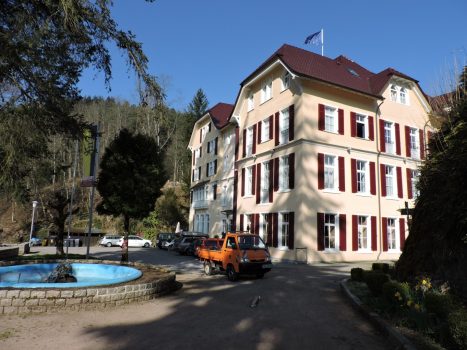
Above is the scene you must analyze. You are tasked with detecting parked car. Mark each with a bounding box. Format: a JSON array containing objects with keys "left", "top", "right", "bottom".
[
  {"left": 175, "top": 234, "right": 209, "bottom": 255},
  {"left": 195, "top": 238, "right": 224, "bottom": 257},
  {"left": 30, "top": 237, "right": 42, "bottom": 246},
  {"left": 117, "top": 235, "right": 152, "bottom": 248},
  {"left": 186, "top": 238, "right": 205, "bottom": 256},
  {"left": 99, "top": 235, "right": 123, "bottom": 247},
  {"left": 156, "top": 233, "right": 175, "bottom": 249}
]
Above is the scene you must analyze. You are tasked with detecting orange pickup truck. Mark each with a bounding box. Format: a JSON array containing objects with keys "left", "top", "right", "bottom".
[{"left": 198, "top": 232, "right": 272, "bottom": 281}]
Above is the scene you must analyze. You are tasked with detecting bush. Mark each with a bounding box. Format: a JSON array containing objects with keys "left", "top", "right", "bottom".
[
  {"left": 446, "top": 309, "right": 467, "bottom": 350},
  {"left": 424, "top": 292, "right": 455, "bottom": 319},
  {"left": 350, "top": 268, "right": 364, "bottom": 282},
  {"left": 364, "top": 271, "right": 390, "bottom": 296},
  {"left": 382, "top": 280, "right": 411, "bottom": 304},
  {"left": 372, "top": 263, "right": 390, "bottom": 273}
]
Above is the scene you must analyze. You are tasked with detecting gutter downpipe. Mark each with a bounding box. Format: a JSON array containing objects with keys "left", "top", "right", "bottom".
[{"left": 375, "top": 99, "right": 385, "bottom": 261}]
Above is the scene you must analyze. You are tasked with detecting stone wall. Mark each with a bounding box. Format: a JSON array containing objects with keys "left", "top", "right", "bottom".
[
  {"left": 0, "top": 260, "right": 179, "bottom": 315},
  {"left": 0, "top": 246, "right": 19, "bottom": 259}
]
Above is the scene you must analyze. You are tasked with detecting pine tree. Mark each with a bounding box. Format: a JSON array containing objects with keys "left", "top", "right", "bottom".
[{"left": 187, "top": 89, "right": 209, "bottom": 120}]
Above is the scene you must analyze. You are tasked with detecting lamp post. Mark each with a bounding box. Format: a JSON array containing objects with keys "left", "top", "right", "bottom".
[{"left": 28, "top": 201, "right": 39, "bottom": 246}]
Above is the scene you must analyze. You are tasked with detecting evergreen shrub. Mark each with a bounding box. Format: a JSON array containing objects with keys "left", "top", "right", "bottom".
[
  {"left": 364, "top": 271, "right": 390, "bottom": 296},
  {"left": 350, "top": 267, "right": 364, "bottom": 282}
]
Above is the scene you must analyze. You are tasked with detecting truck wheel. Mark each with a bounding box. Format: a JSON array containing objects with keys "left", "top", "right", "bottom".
[
  {"left": 226, "top": 264, "right": 238, "bottom": 282},
  {"left": 204, "top": 262, "right": 213, "bottom": 276}
]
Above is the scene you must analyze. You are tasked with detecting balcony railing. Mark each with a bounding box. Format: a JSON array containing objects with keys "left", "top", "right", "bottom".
[{"left": 192, "top": 200, "right": 208, "bottom": 209}]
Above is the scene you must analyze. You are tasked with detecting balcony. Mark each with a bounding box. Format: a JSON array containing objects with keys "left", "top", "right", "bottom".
[{"left": 192, "top": 200, "right": 208, "bottom": 209}]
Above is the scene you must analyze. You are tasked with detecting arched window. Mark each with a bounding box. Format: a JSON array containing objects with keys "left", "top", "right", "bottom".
[
  {"left": 390, "top": 85, "right": 398, "bottom": 102},
  {"left": 399, "top": 87, "right": 407, "bottom": 104}
]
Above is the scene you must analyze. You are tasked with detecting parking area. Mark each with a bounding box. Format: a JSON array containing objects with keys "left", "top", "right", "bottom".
[{"left": 1, "top": 245, "right": 393, "bottom": 350}]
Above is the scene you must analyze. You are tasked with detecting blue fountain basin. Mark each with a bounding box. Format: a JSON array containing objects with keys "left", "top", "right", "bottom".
[{"left": 0, "top": 263, "right": 142, "bottom": 288}]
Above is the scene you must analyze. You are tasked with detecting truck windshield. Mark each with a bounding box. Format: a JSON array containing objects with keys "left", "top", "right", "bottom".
[{"left": 238, "top": 235, "right": 266, "bottom": 250}]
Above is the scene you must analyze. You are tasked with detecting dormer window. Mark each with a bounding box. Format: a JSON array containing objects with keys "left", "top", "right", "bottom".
[
  {"left": 281, "top": 72, "right": 291, "bottom": 91},
  {"left": 247, "top": 91, "right": 254, "bottom": 111},
  {"left": 261, "top": 79, "right": 272, "bottom": 103},
  {"left": 390, "top": 84, "right": 409, "bottom": 105}
]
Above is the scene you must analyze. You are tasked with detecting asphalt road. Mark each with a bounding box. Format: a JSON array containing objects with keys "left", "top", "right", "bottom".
[{"left": 4, "top": 245, "right": 394, "bottom": 350}]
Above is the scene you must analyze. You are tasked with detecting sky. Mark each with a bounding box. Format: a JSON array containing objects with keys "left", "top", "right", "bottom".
[{"left": 77, "top": 0, "right": 467, "bottom": 111}]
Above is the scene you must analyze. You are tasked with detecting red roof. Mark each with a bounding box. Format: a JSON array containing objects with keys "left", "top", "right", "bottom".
[
  {"left": 242, "top": 44, "right": 421, "bottom": 98},
  {"left": 208, "top": 103, "right": 234, "bottom": 129}
]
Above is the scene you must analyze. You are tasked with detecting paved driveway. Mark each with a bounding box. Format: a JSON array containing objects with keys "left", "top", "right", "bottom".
[{"left": 0, "top": 246, "right": 393, "bottom": 350}]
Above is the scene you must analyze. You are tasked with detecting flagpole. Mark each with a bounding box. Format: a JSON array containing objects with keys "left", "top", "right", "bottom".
[{"left": 321, "top": 28, "right": 324, "bottom": 56}]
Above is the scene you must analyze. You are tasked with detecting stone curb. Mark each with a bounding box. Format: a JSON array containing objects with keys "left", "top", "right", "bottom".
[{"left": 340, "top": 278, "right": 417, "bottom": 350}]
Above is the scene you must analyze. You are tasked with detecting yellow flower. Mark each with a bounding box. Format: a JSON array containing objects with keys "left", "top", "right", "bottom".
[
  {"left": 407, "top": 300, "right": 413, "bottom": 307},
  {"left": 422, "top": 279, "right": 427, "bottom": 285}
]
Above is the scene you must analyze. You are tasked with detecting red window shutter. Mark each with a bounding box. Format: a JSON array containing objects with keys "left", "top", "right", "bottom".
[
  {"left": 318, "top": 104, "right": 325, "bottom": 131},
  {"left": 338, "top": 108, "right": 344, "bottom": 135},
  {"left": 370, "top": 162, "right": 376, "bottom": 195},
  {"left": 208, "top": 122, "right": 211, "bottom": 132},
  {"left": 338, "top": 156, "right": 345, "bottom": 192},
  {"left": 192, "top": 170, "right": 194, "bottom": 182},
  {"left": 190, "top": 190, "right": 193, "bottom": 203},
  {"left": 252, "top": 125, "right": 257, "bottom": 155},
  {"left": 339, "top": 214, "right": 346, "bottom": 251},
  {"left": 288, "top": 212, "right": 295, "bottom": 249},
  {"left": 206, "top": 163, "right": 209, "bottom": 177},
  {"left": 235, "top": 127, "right": 239, "bottom": 161},
  {"left": 318, "top": 153, "right": 325, "bottom": 190},
  {"left": 399, "top": 218, "right": 406, "bottom": 250},
  {"left": 352, "top": 215, "right": 358, "bottom": 251},
  {"left": 252, "top": 165, "right": 256, "bottom": 195},
  {"left": 257, "top": 121, "right": 262, "bottom": 144},
  {"left": 214, "top": 160, "right": 217, "bottom": 174},
  {"left": 380, "top": 164, "right": 386, "bottom": 197},
  {"left": 350, "top": 112, "right": 356, "bottom": 137},
  {"left": 198, "top": 167, "right": 201, "bottom": 179},
  {"left": 241, "top": 168, "right": 245, "bottom": 196},
  {"left": 397, "top": 166, "right": 403, "bottom": 198},
  {"left": 406, "top": 168, "right": 413, "bottom": 199},
  {"left": 368, "top": 116, "right": 374, "bottom": 141},
  {"left": 351, "top": 158, "right": 357, "bottom": 193},
  {"left": 289, "top": 104, "right": 295, "bottom": 141},
  {"left": 257, "top": 163, "right": 262, "bottom": 201},
  {"left": 240, "top": 214, "right": 244, "bottom": 232},
  {"left": 272, "top": 157, "right": 279, "bottom": 192},
  {"left": 317, "top": 212, "right": 324, "bottom": 251},
  {"left": 419, "top": 129, "right": 425, "bottom": 159},
  {"left": 215, "top": 137, "right": 218, "bottom": 155},
  {"left": 379, "top": 119, "right": 386, "bottom": 152},
  {"left": 395, "top": 123, "right": 401, "bottom": 155},
  {"left": 272, "top": 213, "right": 278, "bottom": 248},
  {"left": 213, "top": 184, "right": 217, "bottom": 200},
  {"left": 254, "top": 213, "right": 260, "bottom": 234},
  {"left": 199, "top": 129, "right": 202, "bottom": 143},
  {"left": 382, "top": 217, "right": 388, "bottom": 251},
  {"left": 267, "top": 213, "right": 273, "bottom": 247},
  {"left": 269, "top": 159, "right": 273, "bottom": 202},
  {"left": 269, "top": 115, "right": 274, "bottom": 140},
  {"left": 242, "top": 129, "right": 247, "bottom": 158},
  {"left": 405, "top": 126, "right": 411, "bottom": 157},
  {"left": 427, "top": 130, "right": 433, "bottom": 145},
  {"left": 199, "top": 146, "right": 202, "bottom": 157},
  {"left": 275, "top": 112, "right": 280, "bottom": 146},
  {"left": 289, "top": 153, "right": 295, "bottom": 190},
  {"left": 371, "top": 216, "right": 377, "bottom": 251}
]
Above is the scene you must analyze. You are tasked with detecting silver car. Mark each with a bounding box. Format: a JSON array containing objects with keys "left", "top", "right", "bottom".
[
  {"left": 99, "top": 235, "right": 123, "bottom": 247},
  {"left": 117, "top": 235, "right": 152, "bottom": 248}
]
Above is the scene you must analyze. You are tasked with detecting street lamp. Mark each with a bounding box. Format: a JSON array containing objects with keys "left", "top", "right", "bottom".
[{"left": 28, "top": 201, "right": 39, "bottom": 246}]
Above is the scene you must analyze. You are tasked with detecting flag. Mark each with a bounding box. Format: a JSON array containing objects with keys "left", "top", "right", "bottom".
[{"left": 305, "top": 31, "right": 322, "bottom": 45}]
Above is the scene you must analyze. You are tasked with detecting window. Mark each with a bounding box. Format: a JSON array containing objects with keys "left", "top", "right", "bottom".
[
  {"left": 324, "top": 155, "right": 337, "bottom": 190},
  {"left": 200, "top": 125, "right": 208, "bottom": 142},
  {"left": 390, "top": 84, "right": 409, "bottom": 105},
  {"left": 325, "top": 106, "right": 337, "bottom": 132},
  {"left": 245, "top": 214, "right": 252, "bottom": 233},
  {"left": 385, "top": 165, "right": 395, "bottom": 197},
  {"left": 223, "top": 133, "right": 231, "bottom": 146},
  {"left": 193, "top": 167, "right": 200, "bottom": 181},
  {"left": 409, "top": 127, "right": 420, "bottom": 159},
  {"left": 194, "top": 147, "right": 201, "bottom": 160},
  {"left": 260, "top": 214, "right": 269, "bottom": 243},
  {"left": 356, "top": 114, "right": 368, "bottom": 139},
  {"left": 207, "top": 160, "right": 216, "bottom": 176},
  {"left": 390, "top": 85, "right": 398, "bottom": 102},
  {"left": 357, "top": 160, "right": 368, "bottom": 193},
  {"left": 387, "top": 218, "right": 397, "bottom": 250},
  {"left": 384, "top": 121, "right": 395, "bottom": 154},
  {"left": 281, "top": 72, "right": 291, "bottom": 91},
  {"left": 245, "top": 166, "right": 253, "bottom": 196},
  {"left": 358, "top": 216, "right": 370, "bottom": 250},
  {"left": 279, "top": 156, "right": 290, "bottom": 191},
  {"left": 204, "top": 214, "right": 210, "bottom": 234},
  {"left": 411, "top": 169, "right": 420, "bottom": 198},
  {"left": 279, "top": 108, "right": 289, "bottom": 145},
  {"left": 261, "top": 79, "right": 272, "bottom": 103},
  {"left": 261, "top": 162, "right": 270, "bottom": 203},
  {"left": 324, "top": 214, "right": 338, "bottom": 250},
  {"left": 246, "top": 126, "right": 253, "bottom": 156},
  {"left": 279, "top": 213, "right": 290, "bottom": 249},
  {"left": 400, "top": 88, "right": 407, "bottom": 104},
  {"left": 247, "top": 91, "right": 254, "bottom": 111},
  {"left": 207, "top": 139, "right": 216, "bottom": 154},
  {"left": 261, "top": 118, "right": 270, "bottom": 143}
]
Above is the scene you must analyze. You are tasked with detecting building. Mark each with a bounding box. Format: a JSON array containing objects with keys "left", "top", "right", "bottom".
[{"left": 189, "top": 44, "right": 433, "bottom": 263}]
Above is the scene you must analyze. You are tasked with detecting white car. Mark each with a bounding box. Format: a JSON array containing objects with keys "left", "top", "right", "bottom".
[{"left": 117, "top": 235, "right": 152, "bottom": 248}]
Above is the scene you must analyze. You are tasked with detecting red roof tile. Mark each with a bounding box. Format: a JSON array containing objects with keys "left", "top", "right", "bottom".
[{"left": 208, "top": 103, "right": 234, "bottom": 129}]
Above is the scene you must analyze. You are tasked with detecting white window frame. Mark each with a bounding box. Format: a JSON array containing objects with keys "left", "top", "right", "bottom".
[
  {"left": 281, "top": 71, "right": 291, "bottom": 91},
  {"left": 356, "top": 160, "right": 369, "bottom": 194},
  {"left": 207, "top": 160, "right": 216, "bottom": 177},
  {"left": 279, "top": 108, "right": 289, "bottom": 145},
  {"left": 261, "top": 118, "right": 270, "bottom": 143},
  {"left": 246, "top": 126, "right": 253, "bottom": 156},
  {"left": 204, "top": 214, "right": 210, "bottom": 234},
  {"left": 279, "top": 156, "right": 290, "bottom": 191},
  {"left": 356, "top": 114, "right": 368, "bottom": 139},
  {"left": 390, "top": 85, "right": 398, "bottom": 102},
  {"left": 260, "top": 79, "right": 272, "bottom": 103},
  {"left": 387, "top": 218, "right": 399, "bottom": 252},
  {"left": 357, "top": 215, "right": 371, "bottom": 252},
  {"left": 193, "top": 167, "right": 200, "bottom": 182},
  {"left": 278, "top": 212, "right": 290, "bottom": 250},
  {"left": 325, "top": 106, "right": 337, "bottom": 133},
  {"left": 247, "top": 91, "right": 254, "bottom": 111},
  {"left": 324, "top": 155, "right": 338, "bottom": 191},
  {"left": 409, "top": 127, "right": 420, "bottom": 159},
  {"left": 261, "top": 162, "right": 270, "bottom": 203},
  {"left": 411, "top": 169, "right": 420, "bottom": 198},
  {"left": 385, "top": 165, "right": 396, "bottom": 198},
  {"left": 245, "top": 214, "right": 252, "bottom": 233},
  {"left": 384, "top": 121, "right": 395, "bottom": 154},
  {"left": 400, "top": 88, "right": 407, "bottom": 105},
  {"left": 324, "top": 213, "right": 339, "bottom": 251},
  {"left": 245, "top": 166, "right": 253, "bottom": 196},
  {"left": 390, "top": 84, "right": 410, "bottom": 105},
  {"left": 207, "top": 139, "right": 215, "bottom": 154},
  {"left": 194, "top": 148, "right": 201, "bottom": 160},
  {"left": 201, "top": 126, "right": 208, "bottom": 142},
  {"left": 259, "top": 213, "right": 269, "bottom": 244}
]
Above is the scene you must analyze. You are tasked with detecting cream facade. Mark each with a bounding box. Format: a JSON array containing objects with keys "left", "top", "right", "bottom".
[{"left": 189, "top": 44, "right": 433, "bottom": 263}]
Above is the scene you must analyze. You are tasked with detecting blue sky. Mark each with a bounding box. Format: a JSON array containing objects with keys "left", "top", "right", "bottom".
[{"left": 78, "top": 0, "right": 467, "bottom": 111}]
